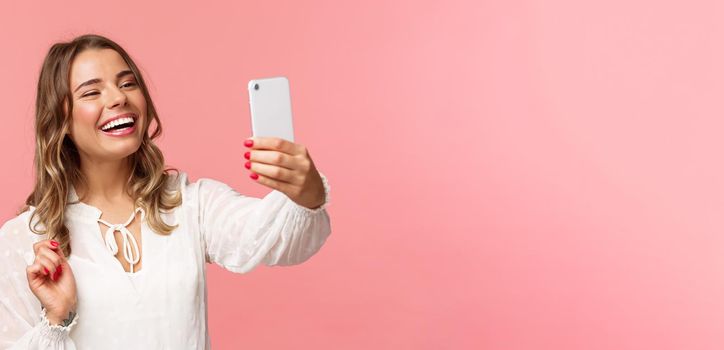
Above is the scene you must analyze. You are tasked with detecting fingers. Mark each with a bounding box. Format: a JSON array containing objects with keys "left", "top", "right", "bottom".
[
  {"left": 247, "top": 162, "right": 301, "bottom": 184},
  {"left": 31, "top": 240, "right": 65, "bottom": 281},
  {"left": 54, "top": 242, "right": 67, "bottom": 259},
  {"left": 248, "top": 173, "right": 296, "bottom": 194},
  {"left": 33, "top": 239, "right": 60, "bottom": 256},
  {"left": 35, "top": 255, "right": 60, "bottom": 279},
  {"left": 37, "top": 246, "right": 63, "bottom": 269},
  {"left": 245, "top": 136, "right": 306, "bottom": 156},
  {"left": 26, "top": 261, "right": 47, "bottom": 280},
  {"left": 245, "top": 150, "right": 297, "bottom": 170}
]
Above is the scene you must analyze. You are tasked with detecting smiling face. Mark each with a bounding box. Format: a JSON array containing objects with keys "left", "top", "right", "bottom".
[{"left": 67, "top": 48, "right": 146, "bottom": 163}]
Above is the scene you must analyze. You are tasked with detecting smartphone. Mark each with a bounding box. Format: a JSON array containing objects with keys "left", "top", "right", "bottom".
[{"left": 247, "top": 76, "right": 295, "bottom": 142}]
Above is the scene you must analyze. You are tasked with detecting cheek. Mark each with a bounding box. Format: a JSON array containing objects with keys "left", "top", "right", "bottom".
[
  {"left": 71, "top": 103, "right": 102, "bottom": 131},
  {"left": 130, "top": 92, "right": 147, "bottom": 114},
  {"left": 129, "top": 93, "right": 148, "bottom": 127}
]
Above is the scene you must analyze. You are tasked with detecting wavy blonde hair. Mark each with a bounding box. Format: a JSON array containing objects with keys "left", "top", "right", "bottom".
[{"left": 18, "top": 34, "right": 182, "bottom": 256}]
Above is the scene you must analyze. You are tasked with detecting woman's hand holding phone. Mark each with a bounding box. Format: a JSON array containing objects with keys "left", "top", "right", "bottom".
[{"left": 243, "top": 136, "right": 326, "bottom": 210}]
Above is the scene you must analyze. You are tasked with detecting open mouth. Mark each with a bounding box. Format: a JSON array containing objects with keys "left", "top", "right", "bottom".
[{"left": 99, "top": 114, "right": 137, "bottom": 134}]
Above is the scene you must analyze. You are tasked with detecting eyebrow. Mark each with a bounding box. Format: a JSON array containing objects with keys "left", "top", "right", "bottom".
[{"left": 73, "top": 70, "right": 135, "bottom": 93}]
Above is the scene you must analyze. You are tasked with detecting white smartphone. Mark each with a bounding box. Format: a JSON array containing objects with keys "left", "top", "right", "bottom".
[{"left": 247, "top": 76, "right": 295, "bottom": 142}]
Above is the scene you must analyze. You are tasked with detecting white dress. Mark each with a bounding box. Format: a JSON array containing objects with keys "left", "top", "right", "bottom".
[{"left": 0, "top": 171, "right": 332, "bottom": 349}]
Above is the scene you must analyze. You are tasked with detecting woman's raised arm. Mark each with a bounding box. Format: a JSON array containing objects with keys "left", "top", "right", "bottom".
[{"left": 186, "top": 171, "right": 332, "bottom": 274}]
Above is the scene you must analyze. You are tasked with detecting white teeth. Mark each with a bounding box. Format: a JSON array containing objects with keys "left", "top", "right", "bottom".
[{"left": 101, "top": 117, "right": 135, "bottom": 131}]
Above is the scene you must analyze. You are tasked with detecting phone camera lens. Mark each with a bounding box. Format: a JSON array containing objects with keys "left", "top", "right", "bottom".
[{"left": 254, "top": 83, "right": 259, "bottom": 90}]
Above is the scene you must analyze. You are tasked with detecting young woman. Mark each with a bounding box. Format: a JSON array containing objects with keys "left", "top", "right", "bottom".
[{"left": 0, "top": 34, "right": 331, "bottom": 349}]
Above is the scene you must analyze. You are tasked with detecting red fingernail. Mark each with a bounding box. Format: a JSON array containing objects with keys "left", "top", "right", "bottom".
[
  {"left": 244, "top": 161, "right": 251, "bottom": 169},
  {"left": 52, "top": 270, "right": 58, "bottom": 281},
  {"left": 244, "top": 151, "right": 250, "bottom": 160},
  {"left": 43, "top": 267, "right": 49, "bottom": 275},
  {"left": 50, "top": 240, "right": 59, "bottom": 247},
  {"left": 244, "top": 139, "right": 253, "bottom": 147},
  {"left": 250, "top": 173, "right": 259, "bottom": 180}
]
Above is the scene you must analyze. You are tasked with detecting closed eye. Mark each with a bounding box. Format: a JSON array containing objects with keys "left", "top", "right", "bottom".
[{"left": 80, "top": 82, "right": 136, "bottom": 98}]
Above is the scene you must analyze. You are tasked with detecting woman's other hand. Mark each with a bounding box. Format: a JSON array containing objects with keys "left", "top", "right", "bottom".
[{"left": 26, "top": 239, "right": 78, "bottom": 325}]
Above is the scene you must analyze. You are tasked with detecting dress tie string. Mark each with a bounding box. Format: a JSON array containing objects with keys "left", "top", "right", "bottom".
[{"left": 97, "top": 207, "right": 145, "bottom": 273}]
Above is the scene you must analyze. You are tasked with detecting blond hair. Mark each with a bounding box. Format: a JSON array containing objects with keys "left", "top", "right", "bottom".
[{"left": 19, "top": 34, "right": 182, "bottom": 255}]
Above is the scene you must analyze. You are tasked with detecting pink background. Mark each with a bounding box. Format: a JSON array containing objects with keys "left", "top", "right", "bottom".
[{"left": 2, "top": 0, "right": 724, "bottom": 349}]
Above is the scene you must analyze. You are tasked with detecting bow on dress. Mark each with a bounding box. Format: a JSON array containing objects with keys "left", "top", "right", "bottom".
[{"left": 97, "top": 207, "right": 146, "bottom": 273}]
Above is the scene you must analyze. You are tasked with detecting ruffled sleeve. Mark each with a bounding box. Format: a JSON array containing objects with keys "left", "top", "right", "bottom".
[
  {"left": 0, "top": 211, "right": 78, "bottom": 349},
  {"left": 185, "top": 171, "right": 332, "bottom": 274}
]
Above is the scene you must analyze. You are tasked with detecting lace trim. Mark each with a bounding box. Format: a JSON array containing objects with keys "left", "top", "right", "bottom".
[
  {"left": 38, "top": 307, "right": 78, "bottom": 342},
  {"left": 289, "top": 171, "right": 331, "bottom": 216}
]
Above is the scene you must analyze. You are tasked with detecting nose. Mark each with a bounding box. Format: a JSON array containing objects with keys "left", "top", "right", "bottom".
[{"left": 106, "top": 84, "right": 128, "bottom": 109}]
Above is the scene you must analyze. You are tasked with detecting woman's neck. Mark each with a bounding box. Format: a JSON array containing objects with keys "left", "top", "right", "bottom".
[{"left": 75, "top": 156, "right": 134, "bottom": 205}]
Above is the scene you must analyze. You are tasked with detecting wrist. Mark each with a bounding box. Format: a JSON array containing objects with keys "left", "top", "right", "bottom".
[
  {"left": 45, "top": 306, "right": 77, "bottom": 327},
  {"left": 38, "top": 307, "right": 78, "bottom": 342}
]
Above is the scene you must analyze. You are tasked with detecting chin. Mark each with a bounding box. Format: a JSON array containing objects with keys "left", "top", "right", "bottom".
[{"left": 104, "top": 140, "right": 143, "bottom": 160}]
